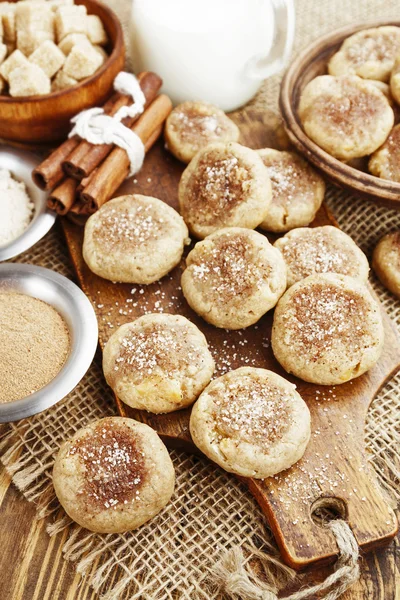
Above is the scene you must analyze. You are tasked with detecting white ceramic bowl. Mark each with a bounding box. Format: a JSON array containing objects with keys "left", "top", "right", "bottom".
[
  {"left": 0, "top": 147, "right": 56, "bottom": 261},
  {"left": 0, "top": 263, "right": 98, "bottom": 422}
]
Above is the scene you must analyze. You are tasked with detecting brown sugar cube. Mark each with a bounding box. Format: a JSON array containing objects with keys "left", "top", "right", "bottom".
[
  {"left": 29, "top": 39, "right": 65, "bottom": 77},
  {"left": 6, "top": 42, "right": 15, "bottom": 55},
  {"left": 48, "top": 0, "right": 74, "bottom": 10},
  {"left": 9, "top": 62, "right": 50, "bottom": 96},
  {"left": 1, "top": 4, "right": 16, "bottom": 44},
  {"left": 86, "top": 14, "right": 107, "bottom": 46},
  {"left": 0, "top": 48, "right": 29, "bottom": 81},
  {"left": 0, "top": 43, "right": 6, "bottom": 65},
  {"left": 58, "top": 32, "right": 90, "bottom": 55},
  {"left": 63, "top": 42, "right": 102, "bottom": 80},
  {"left": 16, "top": 2, "right": 54, "bottom": 34},
  {"left": 51, "top": 66, "right": 77, "bottom": 91},
  {"left": 55, "top": 5, "right": 87, "bottom": 41},
  {"left": 93, "top": 44, "right": 108, "bottom": 64},
  {"left": 17, "top": 29, "right": 53, "bottom": 56}
]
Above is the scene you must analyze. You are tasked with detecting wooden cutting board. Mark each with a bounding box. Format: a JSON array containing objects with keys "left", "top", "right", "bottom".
[{"left": 62, "top": 106, "right": 399, "bottom": 570}]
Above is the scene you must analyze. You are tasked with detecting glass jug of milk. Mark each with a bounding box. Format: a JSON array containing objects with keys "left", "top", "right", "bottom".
[{"left": 130, "top": 0, "right": 295, "bottom": 111}]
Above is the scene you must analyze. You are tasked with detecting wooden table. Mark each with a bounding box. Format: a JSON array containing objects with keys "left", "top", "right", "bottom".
[{"left": 0, "top": 463, "right": 398, "bottom": 599}]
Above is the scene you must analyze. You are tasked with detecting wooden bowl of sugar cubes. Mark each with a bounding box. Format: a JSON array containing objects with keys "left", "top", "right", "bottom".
[{"left": 0, "top": 0, "right": 125, "bottom": 145}]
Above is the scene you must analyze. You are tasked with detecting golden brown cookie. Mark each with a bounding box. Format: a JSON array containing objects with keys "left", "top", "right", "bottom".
[
  {"left": 165, "top": 101, "right": 240, "bottom": 164},
  {"left": 271, "top": 274, "right": 384, "bottom": 385},
  {"left": 390, "top": 57, "right": 400, "bottom": 105},
  {"left": 82, "top": 195, "right": 189, "bottom": 284},
  {"left": 181, "top": 227, "right": 287, "bottom": 329},
  {"left": 178, "top": 142, "right": 271, "bottom": 239},
  {"left": 372, "top": 231, "right": 400, "bottom": 298},
  {"left": 53, "top": 417, "right": 175, "bottom": 533},
  {"left": 189, "top": 367, "right": 310, "bottom": 479},
  {"left": 299, "top": 75, "right": 394, "bottom": 160},
  {"left": 103, "top": 313, "right": 215, "bottom": 413},
  {"left": 257, "top": 149, "right": 325, "bottom": 233},
  {"left": 328, "top": 26, "right": 400, "bottom": 82},
  {"left": 274, "top": 226, "right": 369, "bottom": 287},
  {"left": 369, "top": 124, "right": 400, "bottom": 182}
]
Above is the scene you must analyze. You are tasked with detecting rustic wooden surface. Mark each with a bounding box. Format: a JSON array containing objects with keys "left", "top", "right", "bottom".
[
  {"left": 62, "top": 106, "right": 399, "bottom": 569},
  {"left": 280, "top": 20, "right": 400, "bottom": 209},
  {"left": 0, "top": 466, "right": 398, "bottom": 599}
]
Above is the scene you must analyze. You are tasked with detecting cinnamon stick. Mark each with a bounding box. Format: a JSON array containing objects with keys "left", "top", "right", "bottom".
[
  {"left": 77, "top": 168, "right": 98, "bottom": 194},
  {"left": 32, "top": 138, "right": 80, "bottom": 191},
  {"left": 81, "top": 95, "right": 172, "bottom": 211},
  {"left": 47, "top": 178, "right": 78, "bottom": 215},
  {"left": 32, "top": 89, "right": 143, "bottom": 192},
  {"left": 63, "top": 72, "right": 162, "bottom": 181}
]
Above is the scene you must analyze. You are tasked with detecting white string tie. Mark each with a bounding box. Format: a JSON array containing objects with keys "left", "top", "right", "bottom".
[
  {"left": 113, "top": 71, "right": 146, "bottom": 121},
  {"left": 69, "top": 107, "right": 145, "bottom": 176}
]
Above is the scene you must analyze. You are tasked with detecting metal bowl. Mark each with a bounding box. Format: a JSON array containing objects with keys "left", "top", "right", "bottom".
[
  {"left": 0, "top": 263, "right": 98, "bottom": 422},
  {"left": 0, "top": 147, "right": 56, "bottom": 261}
]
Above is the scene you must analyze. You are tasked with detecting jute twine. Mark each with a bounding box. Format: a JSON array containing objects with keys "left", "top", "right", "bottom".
[{"left": 1, "top": 0, "right": 400, "bottom": 598}]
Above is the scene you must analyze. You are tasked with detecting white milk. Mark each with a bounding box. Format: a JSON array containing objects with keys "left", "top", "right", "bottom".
[{"left": 130, "top": 0, "right": 294, "bottom": 111}]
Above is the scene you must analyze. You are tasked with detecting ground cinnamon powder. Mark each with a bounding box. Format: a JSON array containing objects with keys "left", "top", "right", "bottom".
[{"left": 0, "top": 292, "right": 70, "bottom": 403}]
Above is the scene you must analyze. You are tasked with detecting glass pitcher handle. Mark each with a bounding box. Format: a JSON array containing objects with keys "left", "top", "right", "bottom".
[{"left": 245, "top": 0, "right": 295, "bottom": 80}]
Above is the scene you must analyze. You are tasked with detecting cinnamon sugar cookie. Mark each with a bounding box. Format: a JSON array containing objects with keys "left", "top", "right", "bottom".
[
  {"left": 178, "top": 142, "right": 271, "bottom": 239},
  {"left": 372, "top": 231, "right": 400, "bottom": 298},
  {"left": 274, "top": 226, "right": 369, "bottom": 287},
  {"left": 257, "top": 149, "right": 325, "bottom": 233},
  {"left": 82, "top": 195, "right": 189, "bottom": 284},
  {"left": 271, "top": 274, "right": 384, "bottom": 385},
  {"left": 189, "top": 367, "right": 310, "bottom": 479},
  {"left": 53, "top": 417, "right": 175, "bottom": 533},
  {"left": 165, "top": 101, "right": 240, "bottom": 164},
  {"left": 103, "top": 314, "right": 215, "bottom": 414},
  {"left": 369, "top": 124, "right": 400, "bottom": 182},
  {"left": 181, "top": 228, "right": 286, "bottom": 330},
  {"left": 390, "top": 57, "right": 400, "bottom": 105},
  {"left": 328, "top": 26, "right": 400, "bottom": 82},
  {"left": 299, "top": 75, "right": 394, "bottom": 160}
]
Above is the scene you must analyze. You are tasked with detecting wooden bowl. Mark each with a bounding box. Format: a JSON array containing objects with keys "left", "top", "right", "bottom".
[
  {"left": 280, "top": 21, "right": 400, "bottom": 209},
  {"left": 0, "top": 0, "right": 125, "bottom": 145}
]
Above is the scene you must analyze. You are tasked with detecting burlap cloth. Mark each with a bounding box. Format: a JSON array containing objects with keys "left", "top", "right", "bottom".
[{"left": 1, "top": 0, "right": 400, "bottom": 598}]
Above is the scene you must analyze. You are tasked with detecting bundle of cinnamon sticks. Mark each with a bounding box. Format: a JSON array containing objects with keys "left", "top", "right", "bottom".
[{"left": 33, "top": 72, "right": 172, "bottom": 219}]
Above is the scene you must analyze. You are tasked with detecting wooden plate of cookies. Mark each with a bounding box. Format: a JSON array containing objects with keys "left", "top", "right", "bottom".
[{"left": 280, "top": 20, "right": 400, "bottom": 209}]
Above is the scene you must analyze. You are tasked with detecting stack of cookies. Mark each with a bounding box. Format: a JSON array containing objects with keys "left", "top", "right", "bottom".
[
  {"left": 0, "top": 0, "right": 108, "bottom": 96},
  {"left": 299, "top": 26, "right": 400, "bottom": 183}
]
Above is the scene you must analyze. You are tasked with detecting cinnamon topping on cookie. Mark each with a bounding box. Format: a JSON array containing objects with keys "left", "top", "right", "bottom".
[
  {"left": 211, "top": 376, "right": 293, "bottom": 444},
  {"left": 188, "top": 151, "right": 250, "bottom": 224},
  {"left": 190, "top": 232, "right": 268, "bottom": 301},
  {"left": 280, "top": 231, "right": 353, "bottom": 277},
  {"left": 68, "top": 419, "right": 145, "bottom": 511},
  {"left": 345, "top": 30, "right": 400, "bottom": 67},
  {"left": 172, "top": 107, "right": 223, "bottom": 140},
  {"left": 316, "top": 82, "right": 386, "bottom": 135},
  {"left": 94, "top": 203, "right": 164, "bottom": 251},
  {"left": 289, "top": 283, "right": 367, "bottom": 360},
  {"left": 113, "top": 323, "right": 202, "bottom": 380}
]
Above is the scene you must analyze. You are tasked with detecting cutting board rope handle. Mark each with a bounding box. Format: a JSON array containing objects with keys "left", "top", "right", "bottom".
[{"left": 214, "top": 520, "right": 359, "bottom": 600}]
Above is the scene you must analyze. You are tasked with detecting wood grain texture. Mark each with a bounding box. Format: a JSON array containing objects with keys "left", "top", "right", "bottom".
[
  {"left": 279, "top": 20, "right": 400, "bottom": 209},
  {"left": 0, "top": 464, "right": 398, "bottom": 599},
  {"left": 61, "top": 106, "right": 399, "bottom": 570},
  {"left": 0, "top": 0, "right": 125, "bottom": 145}
]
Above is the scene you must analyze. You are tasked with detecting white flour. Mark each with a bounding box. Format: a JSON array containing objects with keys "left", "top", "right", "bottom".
[{"left": 0, "top": 169, "right": 35, "bottom": 247}]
